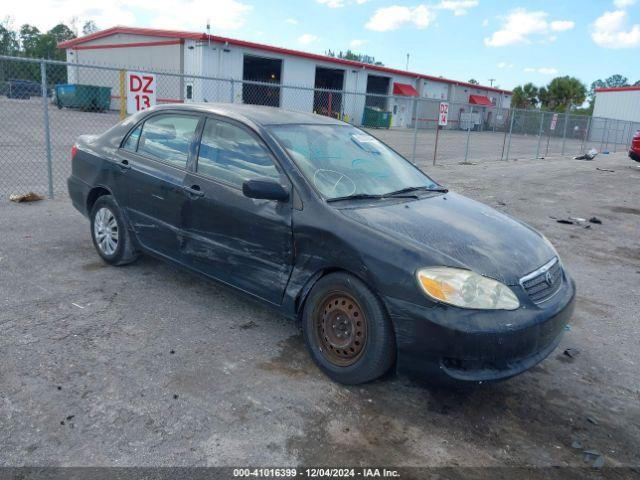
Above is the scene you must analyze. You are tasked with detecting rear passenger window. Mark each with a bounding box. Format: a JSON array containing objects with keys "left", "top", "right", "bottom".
[
  {"left": 197, "top": 118, "right": 280, "bottom": 187},
  {"left": 137, "top": 114, "right": 199, "bottom": 168},
  {"left": 122, "top": 124, "right": 142, "bottom": 151}
]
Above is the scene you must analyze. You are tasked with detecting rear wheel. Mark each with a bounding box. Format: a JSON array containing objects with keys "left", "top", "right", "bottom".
[
  {"left": 90, "top": 195, "right": 139, "bottom": 266},
  {"left": 302, "top": 272, "right": 396, "bottom": 384}
]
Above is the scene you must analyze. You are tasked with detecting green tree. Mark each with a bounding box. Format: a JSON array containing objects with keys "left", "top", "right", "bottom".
[
  {"left": 325, "top": 49, "right": 384, "bottom": 66},
  {"left": 0, "top": 18, "right": 19, "bottom": 55},
  {"left": 541, "top": 76, "right": 586, "bottom": 111},
  {"left": 19, "top": 24, "right": 41, "bottom": 56},
  {"left": 511, "top": 82, "right": 539, "bottom": 109},
  {"left": 468, "top": 78, "right": 479, "bottom": 85},
  {"left": 588, "top": 74, "right": 630, "bottom": 106},
  {"left": 82, "top": 20, "right": 98, "bottom": 35}
]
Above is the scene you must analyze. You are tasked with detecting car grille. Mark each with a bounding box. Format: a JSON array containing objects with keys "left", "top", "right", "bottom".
[{"left": 520, "top": 258, "right": 563, "bottom": 304}]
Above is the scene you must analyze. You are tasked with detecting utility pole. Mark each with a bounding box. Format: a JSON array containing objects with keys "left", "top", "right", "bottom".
[
  {"left": 406, "top": 53, "right": 409, "bottom": 71},
  {"left": 488, "top": 78, "right": 496, "bottom": 87}
]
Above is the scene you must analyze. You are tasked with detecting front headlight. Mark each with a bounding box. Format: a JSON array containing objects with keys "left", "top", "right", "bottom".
[{"left": 416, "top": 267, "right": 520, "bottom": 310}]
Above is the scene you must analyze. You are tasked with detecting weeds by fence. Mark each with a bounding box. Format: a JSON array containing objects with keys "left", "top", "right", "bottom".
[{"left": 1, "top": 55, "right": 638, "bottom": 198}]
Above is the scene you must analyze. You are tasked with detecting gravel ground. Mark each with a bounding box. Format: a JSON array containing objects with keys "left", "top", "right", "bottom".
[{"left": 0, "top": 152, "right": 639, "bottom": 474}]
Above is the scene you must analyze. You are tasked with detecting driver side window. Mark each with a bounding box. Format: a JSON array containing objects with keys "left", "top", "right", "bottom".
[{"left": 196, "top": 118, "right": 280, "bottom": 188}]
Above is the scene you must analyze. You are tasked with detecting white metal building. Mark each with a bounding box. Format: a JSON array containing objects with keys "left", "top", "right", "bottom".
[
  {"left": 593, "top": 86, "right": 640, "bottom": 123},
  {"left": 58, "top": 26, "right": 512, "bottom": 128}
]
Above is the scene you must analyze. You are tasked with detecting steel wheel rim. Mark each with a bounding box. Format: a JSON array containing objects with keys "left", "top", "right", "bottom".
[
  {"left": 94, "top": 207, "right": 119, "bottom": 256},
  {"left": 315, "top": 292, "right": 367, "bottom": 367}
]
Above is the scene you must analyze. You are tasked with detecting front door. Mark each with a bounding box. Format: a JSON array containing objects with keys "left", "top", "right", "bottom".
[
  {"left": 181, "top": 116, "right": 294, "bottom": 305},
  {"left": 118, "top": 112, "right": 201, "bottom": 258}
]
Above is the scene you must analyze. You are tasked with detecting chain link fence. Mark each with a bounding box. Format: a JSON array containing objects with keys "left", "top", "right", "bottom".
[{"left": 1, "top": 55, "right": 639, "bottom": 198}]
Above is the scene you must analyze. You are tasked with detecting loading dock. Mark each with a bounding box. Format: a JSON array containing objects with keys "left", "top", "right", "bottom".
[
  {"left": 242, "top": 55, "right": 282, "bottom": 107},
  {"left": 365, "top": 75, "right": 390, "bottom": 110},
  {"left": 314, "top": 67, "right": 344, "bottom": 118}
]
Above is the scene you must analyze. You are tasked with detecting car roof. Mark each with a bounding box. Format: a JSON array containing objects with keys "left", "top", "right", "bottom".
[{"left": 151, "top": 103, "right": 347, "bottom": 127}]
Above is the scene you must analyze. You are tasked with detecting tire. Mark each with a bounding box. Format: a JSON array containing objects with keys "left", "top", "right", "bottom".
[
  {"left": 302, "top": 272, "right": 396, "bottom": 384},
  {"left": 90, "top": 195, "right": 139, "bottom": 266}
]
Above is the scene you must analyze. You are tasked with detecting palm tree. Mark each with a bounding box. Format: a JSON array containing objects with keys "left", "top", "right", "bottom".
[
  {"left": 511, "top": 82, "right": 539, "bottom": 109},
  {"left": 541, "top": 76, "right": 586, "bottom": 112}
]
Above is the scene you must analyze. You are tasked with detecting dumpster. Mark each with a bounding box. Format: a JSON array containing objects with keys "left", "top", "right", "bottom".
[
  {"left": 55, "top": 84, "right": 112, "bottom": 112},
  {"left": 362, "top": 107, "right": 391, "bottom": 128}
]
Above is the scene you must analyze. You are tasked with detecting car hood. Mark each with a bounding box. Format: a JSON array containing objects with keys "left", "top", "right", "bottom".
[{"left": 339, "top": 192, "right": 555, "bottom": 285}]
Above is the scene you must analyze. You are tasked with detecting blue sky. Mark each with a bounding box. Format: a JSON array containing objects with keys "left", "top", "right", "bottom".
[{"left": 11, "top": 0, "right": 640, "bottom": 90}]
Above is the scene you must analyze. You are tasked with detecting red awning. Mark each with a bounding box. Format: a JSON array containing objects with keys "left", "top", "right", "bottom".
[
  {"left": 469, "top": 94, "right": 493, "bottom": 106},
  {"left": 393, "top": 82, "right": 419, "bottom": 97}
]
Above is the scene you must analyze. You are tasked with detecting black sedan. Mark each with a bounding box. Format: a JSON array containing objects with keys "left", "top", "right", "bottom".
[{"left": 68, "top": 104, "right": 575, "bottom": 385}]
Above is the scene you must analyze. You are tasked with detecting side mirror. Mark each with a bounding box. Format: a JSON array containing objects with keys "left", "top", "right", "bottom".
[{"left": 242, "top": 178, "right": 290, "bottom": 201}]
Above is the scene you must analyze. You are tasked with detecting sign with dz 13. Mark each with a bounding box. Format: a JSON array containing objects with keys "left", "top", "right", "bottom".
[
  {"left": 438, "top": 102, "right": 449, "bottom": 127},
  {"left": 126, "top": 72, "right": 156, "bottom": 114},
  {"left": 550, "top": 113, "right": 559, "bottom": 131}
]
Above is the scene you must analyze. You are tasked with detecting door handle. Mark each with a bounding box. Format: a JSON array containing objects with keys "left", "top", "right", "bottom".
[
  {"left": 182, "top": 185, "right": 205, "bottom": 197},
  {"left": 119, "top": 159, "right": 131, "bottom": 171}
]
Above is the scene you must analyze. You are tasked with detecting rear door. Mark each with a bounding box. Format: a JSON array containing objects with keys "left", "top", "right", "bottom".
[
  {"left": 181, "top": 116, "right": 294, "bottom": 305},
  {"left": 118, "top": 112, "right": 201, "bottom": 258}
]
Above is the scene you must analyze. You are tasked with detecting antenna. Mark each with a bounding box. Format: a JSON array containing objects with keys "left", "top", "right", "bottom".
[
  {"left": 206, "top": 19, "right": 211, "bottom": 46},
  {"left": 488, "top": 78, "right": 496, "bottom": 87},
  {"left": 406, "top": 53, "right": 410, "bottom": 71}
]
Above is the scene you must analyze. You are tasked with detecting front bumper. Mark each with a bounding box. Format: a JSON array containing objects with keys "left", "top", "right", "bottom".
[
  {"left": 386, "top": 273, "right": 576, "bottom": 384},
  {"left": 629, "top": 149, "right": 640, "bottom": 162}
]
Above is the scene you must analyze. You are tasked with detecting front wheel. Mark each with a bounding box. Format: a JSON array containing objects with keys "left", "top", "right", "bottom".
[
  {"left": 90, "top": 195, "right": 139, "bottom": 266},
  {"left": 302, "top": 272, "right": 396, "bottom": 384}
]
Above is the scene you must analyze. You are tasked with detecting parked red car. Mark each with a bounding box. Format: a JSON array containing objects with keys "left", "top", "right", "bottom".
[{"left": 631, "top": 129, "right": 640, "bottom": 162}]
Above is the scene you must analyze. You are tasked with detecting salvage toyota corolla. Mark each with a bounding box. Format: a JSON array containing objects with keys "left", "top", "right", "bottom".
[{"left": 68, "top": 104, "right": 575, "bottom": 385}]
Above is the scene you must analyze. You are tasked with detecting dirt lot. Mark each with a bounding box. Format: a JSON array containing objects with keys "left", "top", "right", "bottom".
[{"left": 0, "top": 150, "right": 639, "bottom": 475}]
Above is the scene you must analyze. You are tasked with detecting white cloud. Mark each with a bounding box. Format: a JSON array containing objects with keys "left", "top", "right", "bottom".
[
  {"left": 316, "top": 0, "right": 346, "bottom": 7},
  {"left": 484, "top": 9, "right": 574, "bottom": 47},
  {"left": 366, "top": 5, "right": 432, "bottom": 32},
  {"left": 524, "top": 66, "right": 558, "bottom": 75},
  {"left": 497, "top": 61, "right": 513, "bottom": 68},
  {"left": 482, "top": 18, "right": 489, "bottom": 27},
  {"left": 4, "top": 0, "right": 252, "bottom": 33},
  {"left": 285, "top": 18, "right": 299, "bottom": 25},
  {"left": 614, "top": 0, "right": 635, "bottom": 8},
  {"left": 350, "top": 39, "right": 366, "bottom": 47},
  {"left": 435, "top": 1, "right": 479, "bottom": 16},
  {"left": 592, "top": 10, "right": 640, "bottom": 48},
  {"left": 298, "top": 33, "right": 319, "bottom": 45},
  {"left": 550, "top": 20, "right": 575, "bottom": 32}
]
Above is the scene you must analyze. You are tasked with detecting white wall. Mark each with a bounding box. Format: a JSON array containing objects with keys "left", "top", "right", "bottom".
[{"left": 594, "top": 90, "right": 640, "bottom": 122}]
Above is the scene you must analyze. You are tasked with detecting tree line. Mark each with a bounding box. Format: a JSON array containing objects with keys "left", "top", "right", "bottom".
[
  {"left": 511, "top": 74, "right": 640, "bottom": 114},
  {"left": 0, "top": 18, "right": 98, "bottom": 84}
]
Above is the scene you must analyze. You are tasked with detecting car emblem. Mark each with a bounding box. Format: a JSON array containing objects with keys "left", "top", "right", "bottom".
[{"left": 545, "top": 271, "right": 553, "bottom": 285}]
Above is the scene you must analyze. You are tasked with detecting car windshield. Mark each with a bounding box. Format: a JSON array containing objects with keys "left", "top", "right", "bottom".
[{"left": 267, "top": 124, "right": 439, "bottom": 200}]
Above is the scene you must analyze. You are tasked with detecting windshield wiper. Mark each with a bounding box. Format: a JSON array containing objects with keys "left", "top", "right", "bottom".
[
  {"left": 384, "top": 185, "right": 449, "bottom": 196},
  {"left": 327, "top": 192, "right": 420, "bottom": 203}
]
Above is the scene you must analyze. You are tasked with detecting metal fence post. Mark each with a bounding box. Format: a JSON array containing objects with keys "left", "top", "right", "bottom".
[
  {"left": 411, "top": 97, "right": 418, "bottom": 164},
  {"left": 505, "top": 109, "right": 515, "bottom": 161},
  {"left": 580, "top": 116, "right": 591, "bottom": 154},
  {"left": 40, "top": 60, "right": 54, "bottom": 199},
  {"left": 463, "top": 112, "right": 472, "bottom": 163},
  {"left": 230, "top": 79, "right": 235, "bottom": 103},
  {"left": 561, "top": 106, "right": 570, "bottom": 156},
  {"left": 600, "top": 118, "right": 607, "bottom": 152},
  {"left": 535, "top": 111, "right": 544, "bottom": 159}
]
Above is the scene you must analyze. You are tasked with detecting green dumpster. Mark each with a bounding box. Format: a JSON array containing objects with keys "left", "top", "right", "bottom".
[
  {"left": 362, "top": 107, "right": 391, "bottom": 128},
  {"left": 55, "top": 84, "right": 112, "bottom": 112}
]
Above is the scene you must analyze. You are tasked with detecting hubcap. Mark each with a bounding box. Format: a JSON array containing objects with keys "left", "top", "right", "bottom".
[
  {"left": 93, "top": 207, "right": 118, "bottom": 256},
  {"left": 315, "top": 292, "right": 367, "bottom": 367}
]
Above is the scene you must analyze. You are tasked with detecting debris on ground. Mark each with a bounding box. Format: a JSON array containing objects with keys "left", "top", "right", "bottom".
[
  {"left": 563, "top": 348, "right": 580, "bottom": 359},
  {"left": 583, "top": 450, "right": 605, "bottom": 470},
  {"left": 596, "top": 167, "right": 615, "bottom": 173},
  {"left": 571, "top": 439, "right": 583, "bottom": 449},
  {"left": 557, "top": 219, "right": 574, "bottom": 225},
  {"left": 589, "top": 217, "right": 602, "bottom": 224},
  {"left": 592, "top": 455, "right": 605, "bottom": 469},
  {"left": 570, "top": 217, "right": 587, "bottom": 223},
  {"left": 587, "top": 416, "right": 599, "bottom": 425},
  {"left": 239, "top": 320, "right": 257, "bottom": 330},
  {"left": 574, "top": 148, "right": 598, "bottom": 161},
  {"left": 9, "top": 192, "right": 45, "bottom": 203}
]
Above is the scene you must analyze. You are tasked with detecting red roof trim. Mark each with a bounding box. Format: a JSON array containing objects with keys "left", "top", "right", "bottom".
[
  {"left": 59, "top": 26, "right": 512, "bottom": 94},
  {"left": 393, "top": 82, "right": 419, "bottom": 96},
  {"left": 469, "top": 94, "right": 493, "bottom": 106},
  {"left": 73, "top": 39, "right": 183, "bottom": 50},
  {"left": 595, "top": 86, "right": 640, "bottom": 93}
]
